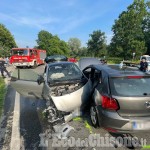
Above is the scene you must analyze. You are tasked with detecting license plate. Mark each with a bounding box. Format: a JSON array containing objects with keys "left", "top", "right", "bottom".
[{"left": 133, "top": 122, "right": 150, "bottom": 129}]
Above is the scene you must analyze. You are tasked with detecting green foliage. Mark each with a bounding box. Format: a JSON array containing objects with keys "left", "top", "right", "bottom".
[
  {"left": 68, "top": 38, "right": 81, "bottom": 55},
  {"left": 109, "top": 0, "right": 147, "bottom": 59},
  {"left": 0, "top": 24, "right": 17, "bottom": 57},
  {"left": 78, "top": 47, "right": 88, "bottom": 57},
  {"left": 36, "top": 30, "right": 69, "bottom": 56},
  {"left": 0, "top": 77, "right": 5, "bottom": 117},
  {"left": 142, "top": 1, "right": 150, "bottom": 54},
  {"left": 107, "top": 57, "right": 123, "bottom": 64},
  {"left": 87, "top": 30, "right": 107, "bottom": 57}
]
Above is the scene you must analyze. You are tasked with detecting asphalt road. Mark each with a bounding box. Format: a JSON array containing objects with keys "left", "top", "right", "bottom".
[{"left": 4, "top": 65, "right": 150, "bottom": 150}]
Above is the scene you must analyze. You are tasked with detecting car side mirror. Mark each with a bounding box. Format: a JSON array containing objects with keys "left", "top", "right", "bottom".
[{"left": 37, "top": 75, "right": 44, "bottom": 85}]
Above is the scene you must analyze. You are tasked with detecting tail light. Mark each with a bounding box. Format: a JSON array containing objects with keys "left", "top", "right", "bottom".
[
  {"left": 127, "top": 76, "right": 143, "bottom": 79},
  {"left": 101, "top": 95, "right": 119, "bottom": 110}
]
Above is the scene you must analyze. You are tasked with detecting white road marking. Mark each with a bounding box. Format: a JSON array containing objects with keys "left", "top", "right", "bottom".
[{"left": 10, "top": 92, "right": 21, "bottom": 150}]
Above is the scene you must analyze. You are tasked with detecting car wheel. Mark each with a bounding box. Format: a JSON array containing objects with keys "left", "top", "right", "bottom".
[{"left": 90, "top": 104, "right": 99, "bottom": 128}]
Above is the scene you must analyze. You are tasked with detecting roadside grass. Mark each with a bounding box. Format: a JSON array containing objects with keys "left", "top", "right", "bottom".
[
  {"left": 107, "top": 57, "right": 123, "bottom": 64},
  {"left": 142, "top": 145, "right": 150, "bottom": 149},
  {"left": 107, "top": 57, "right": 140, "bottom": 64},
  {"left": 0, "top": 77, "right": 6, "bottom": 117}
]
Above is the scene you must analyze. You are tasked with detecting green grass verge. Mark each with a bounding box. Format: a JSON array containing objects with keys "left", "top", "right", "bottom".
[
  {"left": 107, "top": 57, "right": 123, "bottom": 64},
  {"left": 143, "top": 145, "right": 150, "bottom": 149},
  {"left": 107, "top": 57, "right": 140, "bottom": 64},
  {"left": 0, "top": 77, "right": 6, "bottom": 117}
]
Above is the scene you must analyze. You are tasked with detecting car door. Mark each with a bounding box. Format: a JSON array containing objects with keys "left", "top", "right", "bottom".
[
  {"left": 82, "top": 67, "right": 95, "bottom": 104},
  {"left": 93, "top": 71, "right": 110, "bottom": 106},
  {"left": 10, "top": 68, "right": 43, "bottom": 99}
]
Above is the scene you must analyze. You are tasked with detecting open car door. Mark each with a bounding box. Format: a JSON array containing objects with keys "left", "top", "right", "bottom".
[{"left": 10, "top": 69, "right": 43, "bottom": 99}]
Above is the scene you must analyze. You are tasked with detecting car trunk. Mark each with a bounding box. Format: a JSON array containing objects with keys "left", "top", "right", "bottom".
[
  {"left": 110, "top": 76, "right": 150, "bottom": 117},
  {"left": 113, "top": 96, "right": 150, "bottom": 117}
]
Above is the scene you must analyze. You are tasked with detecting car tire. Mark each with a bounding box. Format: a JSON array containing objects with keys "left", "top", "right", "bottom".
[{"left": 90, "top": 104, "right": 99, "bottom": 128}]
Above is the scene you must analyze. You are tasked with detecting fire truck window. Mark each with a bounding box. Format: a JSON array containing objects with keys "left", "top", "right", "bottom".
[
  {"left": 30, "top": 50, "right": 33, "bottom": 56},
  {"left": 34, "top": 51, "right": 37, "bottom": 55}
]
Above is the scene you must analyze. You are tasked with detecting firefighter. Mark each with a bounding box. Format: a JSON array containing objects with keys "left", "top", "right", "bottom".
[
  {"left": 139, "top": 58, "right": 148, "bottom": 72},
  {"left": 0, "top": 56, "right": 11, "bottom": 78}
]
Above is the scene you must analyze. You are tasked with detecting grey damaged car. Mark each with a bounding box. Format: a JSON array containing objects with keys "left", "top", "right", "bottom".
[
  {"left": 83, "top": 64, "right": 150, "bottom": 133},
  {"left": 10, "top": 61, "right": 91, "bottom": 125}
]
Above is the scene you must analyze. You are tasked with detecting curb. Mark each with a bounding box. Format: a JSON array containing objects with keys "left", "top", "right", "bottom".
[{"left": 10, "top": 92, "right": 21, "bottom": 150}]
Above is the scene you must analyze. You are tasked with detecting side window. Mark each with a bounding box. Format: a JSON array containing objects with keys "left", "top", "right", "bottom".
[
  {"left": 96, "top": 72, "right": 108, "bottom": 94},
  {"left": 102, "top": 77, "right": 109, "bottom": 94},
  {"left": 94, "top": 70, "right": 102, "bottom": 83},
  {"left": 30, "top": 50, "right": 33, "bottom": 56},
  {"left": 34, "top": 50, "right": 37, "bottom": 55},
  {"left": 83, "top": 68, "right": 91, "bottom": 79},
  {"left": 44, "top": 66, "right": 47, "bottom": 73}
]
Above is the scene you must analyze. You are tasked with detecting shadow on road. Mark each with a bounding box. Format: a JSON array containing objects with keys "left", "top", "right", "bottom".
[{"left": 20, "top": 97, "right": 46, "bottom": 150}]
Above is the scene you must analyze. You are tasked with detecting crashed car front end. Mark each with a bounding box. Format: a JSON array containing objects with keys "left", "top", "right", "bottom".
[{"left": 41, "top": 62, "right": 90, "bottom": 125}]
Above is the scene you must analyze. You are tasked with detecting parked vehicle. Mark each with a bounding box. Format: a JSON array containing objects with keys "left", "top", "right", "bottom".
[
  {"left": 44, "top": 55, "right": 68, "bottom": 63},
  {"left": 83, "top": 64, "right": 150, "bottom": 133},
  {"left": 68, "top": 57, "right": 77, "bottom": 63},
  {"left": 10, "top": 48, "right": 46, "bottom": 68}
]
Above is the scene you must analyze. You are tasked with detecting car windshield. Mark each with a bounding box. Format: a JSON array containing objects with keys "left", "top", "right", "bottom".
[
  {"left": 110, "top": 76, "right": 150, "bottom": 96},
  {"left": 141, "top": 56, "right": 150, "bottom": 61},
  {"left": 48, "top": 63, "right": 83, "bottom": 83},
  {"left": 12, "top": 49, "right": 28, "bottom": 56}
]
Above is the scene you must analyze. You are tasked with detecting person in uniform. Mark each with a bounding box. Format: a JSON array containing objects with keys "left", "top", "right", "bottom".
[
  {"left": 0, "top": 56, "right": 11, "bottom": 78},
  {"left": 139, "top": 58, "right": 148, "bottom": 72}
]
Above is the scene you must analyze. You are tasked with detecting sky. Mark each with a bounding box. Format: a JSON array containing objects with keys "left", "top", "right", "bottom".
[{"left": 0, "top": 0, "right": 134, "bottom": 48}]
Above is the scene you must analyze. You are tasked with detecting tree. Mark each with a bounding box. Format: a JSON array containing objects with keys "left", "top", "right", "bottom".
[
  {"left": 109, "top": 0, "right": 147, "bottom": 59},
  {"left": 78, "top": 47, "right": 88, "bottom": 57},
  {"left": 68, "top": 38, "right": 81, "bottom": 55},
  {"left": 87, "top": 30, "right": 106, "bottom": 57},
  {"left": 0, "top": 24, "right": 17, "bottom": 56},
  {"left": 36, "top": 30, "right": 53, "bottom": 51},
  {"left": 142, "top": 1, "right": 150, "bottom": 54},
  {"left": 36, "top": 30, "right": 69, "bottom": 55}
]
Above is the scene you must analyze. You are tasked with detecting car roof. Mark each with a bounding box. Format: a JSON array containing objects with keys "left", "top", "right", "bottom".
[
  {"left": 88, "top": 64, "right": 149, "bottom": 77},
  {"left": 45, "top": 55, "right": 68, "bottom": 63}
]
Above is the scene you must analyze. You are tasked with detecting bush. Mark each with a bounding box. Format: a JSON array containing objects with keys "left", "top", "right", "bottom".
[{"left": 107, "top": 57, "right": 123, "bottom": 64}]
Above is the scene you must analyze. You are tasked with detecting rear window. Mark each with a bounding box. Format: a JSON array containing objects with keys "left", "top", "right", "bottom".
[
  {"left": 45, "top": 55, "right": 68, "bottom": 63},
  {"left": 110, "top": 76, "right": 150, "bottom": 96}
]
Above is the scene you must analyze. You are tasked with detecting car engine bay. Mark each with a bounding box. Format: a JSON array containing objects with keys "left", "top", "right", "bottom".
[{"left": 49, "top": 83, "right": 84, "bottom": 96}]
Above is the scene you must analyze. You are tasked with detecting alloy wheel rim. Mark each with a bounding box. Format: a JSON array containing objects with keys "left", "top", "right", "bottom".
[{"left": 90, "top": 106, "right": 97, "bottom": 125}]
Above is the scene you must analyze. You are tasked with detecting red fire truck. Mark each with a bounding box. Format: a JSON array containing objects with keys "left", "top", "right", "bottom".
[{"left": 10, "top": 48, "right": 46, "bottom": 68}]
